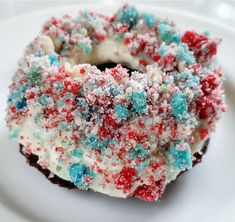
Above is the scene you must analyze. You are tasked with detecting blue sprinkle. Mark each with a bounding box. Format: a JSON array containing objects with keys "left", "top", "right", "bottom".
[
  {"left": 15, "top": 98, "right": 27, "bottom": 111},
  {"left": 186, "top": 74, "right": 199, "bottom": 88},
  {"left": 118, "top": 5, "right": 139, "bottom": 28},
  {"left": 83, "top": 11, "right": 99, "bottom": 25},
  {"left": 174, "top": 71, "right": 199, "bottom": 88},
  {"left": 86, "top": 135, "right": 110, "bottom": 150},
  {"left": 94, "top": 88, "right": 102, "bottom": 95},
  {"left": 26, "top": 67, "right": 42, "bottom": 86},
  {"left": 82, "top": 112, "right": 91, "bottom": 121},
  {"left": 83, "top": 45, "right": 92, "bottom": 54},
  {"left": 130, "top": 144, "right": 149, "bottom": 160},
  {"left": 168, "top": 141, "right": 192, "bottom": 170},
  {"left": 171, "top": 33, "right": 181, "bottom": 43},
  {"left": 131, "top": 91, "right": 147, "bottom": 113},
  {"left": 164, "top": 76, "right": 174, "bottom": 85},
  {"left": 109, "top": 87, "right": 118, "bottom": 96},
  {"left": 114, "top": 103, "right": 129, "bottom": 120},
  {"left": 142, "top": 13, "right": 156, "bottom": 27},
  {"left": 76, "top": 98, "right": 89, "bottom": 107},
  {"left": 138, "top": 159, "right": 150, "bottom": 171},
  {"left": 49, "top": 54, "right": 60, "bottom": 66},
  {"left": 176, "top": 43, "right": 195, "bottom": 64},
  {"left": 69, "top": 163, "right": 95, "bottom": 189},
  {"left": 158, "top": 23, "right": 181, "bottom": 44},
  {"left": 7, "top": 85, "right": 27, "bottom": 107},
  {"left": 79, "top": 41, "right": 92, "bottom": 54},
  {"left": 70, "top": 150, "right": 83, "bottom": 158},
  {"left": 86, "top": 135, "right": 100, "bottom": 149},
  {"left": 76, "top": 98, "right": 90, "bottom": 120},
  {"left": 79, "top": 88, "right": 85, "bottom": 97},
  {"left": 109, "top": 138, "right": 118, "bottom": 144},
  {"left": 39, "top": 94, "right": 50, "bottom": 106},
  {"left": 171, "top": 92, "right": 188, "bottom": 118},
  {"left": 191, "top": 75, "right": 199, "bottom": 84},
  {"left": 99, "top": 138, "right": 109, "bottom": 149},
  {"left": 158, "top": 43, "right": 169, "bottom": 56}
]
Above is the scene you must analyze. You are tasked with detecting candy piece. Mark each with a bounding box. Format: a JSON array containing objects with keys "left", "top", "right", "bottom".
[
  {"left": 15, "top": 98, "right": 27, "bottom": 111},
  {"left": 168, "top": 141, "right": 192, "bottom": 170},
  {"left": 115, "top": 167, "right": 137, "bottom": 191},
  {"left": 142, "top": 13, "right": 156, "bottom": 27},
  {"left": 86, "top": 135, "right": 100, "bottom": 149},
  {"left": 130, "top": 143, "right": 149, "bottom": 160},
  {"left": 79, "top": 40, "right": 92, "bottom": 54},
  {"left": 200, "top": 74, "right": 218, "bottom": 94},
  {"left": 171, "top": 92, "right": 188, "bottom": 118},
  {"left": 131, "top": 91, "right": 147, "bottom": 113},
  {"left": 181, "top": 31, "right": 217, "bottom": 61},
  {"left": 26, "top": 67, "right": 42, "bottom": 86},
  {"left": 176, "top": 43, "right": 195, "bottom": 64},
  {"left": 117, "top": 5, "right": 139, "bottom": 28},
  {"left": 49, "top": 54, "right": 60, "bottom": 66},
  {"left": 158, "top": 43, "right": 169, "bottom": 56},
  {"left": 133, "top": 179, "right": 164, "bottom": 202},
  {"left": 69, "top": 163, "right": 95, "bottom": 189},
  {"left": 198, "top": 95, "right": 217, "bottom": 119},
  {"left": 39, "top": 94, "right": 50, "bottom": 106},
  {"left": 114, "top": 103, "right": 129, "bottom": 120},
  {"left": 158, "top": 23, "right": 181, "bottom": 44}
]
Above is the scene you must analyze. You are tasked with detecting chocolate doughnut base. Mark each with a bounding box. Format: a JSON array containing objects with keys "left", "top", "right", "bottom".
[{"left": 19, "top": 138, "right": 209, "bottom": 190}]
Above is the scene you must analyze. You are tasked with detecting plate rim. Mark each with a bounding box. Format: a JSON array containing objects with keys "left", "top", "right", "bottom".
[
  {"left": 0, "top": 3, "right": 234, "bottom": 221},
  {"left": 0, "top": 2, "right": 235, "bottom": 35}
]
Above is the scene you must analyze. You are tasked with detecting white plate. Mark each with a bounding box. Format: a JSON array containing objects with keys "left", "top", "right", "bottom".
[{"left": 0, "top": 3, "right": 235, "bottom": 222}]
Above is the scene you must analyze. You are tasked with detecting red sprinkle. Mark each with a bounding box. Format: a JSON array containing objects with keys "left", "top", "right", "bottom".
[
  {"left": 98, "top": 125, "right": 111, "bottom": 138},
  {"left": 128, "top": 130, "right": 137, "bottom": 139},
  {"left": 199, "top": 128, "right": 209, "bottom": 140},
  {"left": 200, "top": 74, "right": 218, "bottom": 94},
  {"left": 198, "top": 95, "right": 217, "bottom": 119},
  {"left": 158, "top": 54, "right": 176, "bottom": 70},
  {"left": 64, "top": 80, "right": 80, "bottom": 95},
  {"left": 104, "top": 115, "right": 118, "bottom": 129},
  {"left": 27, "top": 91, "right": 35, "bottom": 100},
  {"left": 80, "top": 68, "right": 86, "bottom": 74},
  {"left": 139, "top": 60, "right": 148, "bottom": 66},
  {"left": 66, "top": 112, "right": 74, "bottom": 122},
  {"left": 115, "top": 167, "right": 137, "bottom": 191},
  {"left": 181, "top": 31, "right": 217, "bottom": 60},
  {"left": 133, "top": 179, "right": 165, "bottom": 201}
]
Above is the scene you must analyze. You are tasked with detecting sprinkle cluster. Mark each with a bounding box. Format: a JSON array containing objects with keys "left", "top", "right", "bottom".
[{"left": 6, "top": 4, "right": 226, "bottom": 201}]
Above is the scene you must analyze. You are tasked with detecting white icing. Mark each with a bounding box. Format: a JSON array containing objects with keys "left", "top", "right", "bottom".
[
  {"left": 61, "top": 38, "right": 140, "bottom": 70},
  {"left": 8, "top": 34, "right": 212, "bottom": 199}
]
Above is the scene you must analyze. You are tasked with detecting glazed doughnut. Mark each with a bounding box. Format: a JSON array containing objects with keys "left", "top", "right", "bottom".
[{"left": 6, "top": 4, "right": 226, "bottom": 201}]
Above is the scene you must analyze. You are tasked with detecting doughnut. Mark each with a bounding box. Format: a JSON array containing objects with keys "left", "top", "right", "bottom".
[{"left": 6, "top": 4, "right": 226, "bottom": 202}]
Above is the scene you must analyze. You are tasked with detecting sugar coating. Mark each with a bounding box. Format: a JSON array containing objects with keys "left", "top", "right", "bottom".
[
  {"left": 6, "top": 4, "right": 226, "bottom": 202},
  {"left": 69, "top": 163, "right": 95, "bottom": 189},
  {"left": 168, "top": 141, "right": 192, "bottom": 170},
  {"left": 171, "top": 92, "right": 188, "bottom": 118}
]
